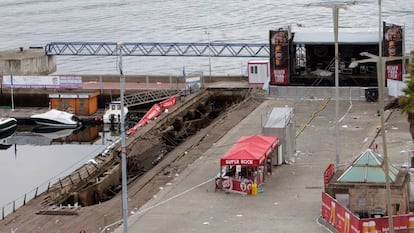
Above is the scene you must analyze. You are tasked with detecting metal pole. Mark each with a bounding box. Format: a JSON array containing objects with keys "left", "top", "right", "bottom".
[
  {"left": 378, "top": 0, "right": 394, "bottom": 231},
  {"left": 10, "top": 71, "right": 14, "bottom": 111},
  {"left": 118, "top": 42, "right": 128, "bottom": 233},
  {"left": 333, "top": 5, "right": 340, "bottom": 172},
  {"left": 206, "top": 31, "right": 212, "bottom": 82}
]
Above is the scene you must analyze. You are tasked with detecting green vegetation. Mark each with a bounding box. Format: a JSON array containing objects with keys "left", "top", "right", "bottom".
[{"left": 398, "top": 50, "right": 414, "bottom": 140}]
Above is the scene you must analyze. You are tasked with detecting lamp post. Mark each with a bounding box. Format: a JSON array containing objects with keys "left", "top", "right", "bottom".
[
  {"left": 10, "top": 71, "right": 15, "bottom": 112},
  {"left": 117, "top": 42, "right": 128, "bottom": 233},
  {"left": 308, "top": 1, "right": 354, "bottom": 172},
  {"left": 205, "top": 31, "right": 212, "bottom": 82},
  {"left": 350, "top": 52, "right": 408, "bottom": 233},
  {"left": 333, "top": 4, "right": 340, "bottom": 172}
]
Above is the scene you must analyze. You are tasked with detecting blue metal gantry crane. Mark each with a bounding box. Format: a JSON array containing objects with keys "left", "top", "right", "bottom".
[
  {"left": 44, "top": 41, "right": 271, "bottom": 107},
  {"left": 45, "top": 42, "right": 270, "bottom": 57}
]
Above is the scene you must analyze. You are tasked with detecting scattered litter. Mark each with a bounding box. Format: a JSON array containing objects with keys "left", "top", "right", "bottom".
[
  {"left": 274, "top": 202, "right": 279, "bottom": 205},
  {"left": 203, "top": 222, "right": 209, "bottom": 225},
  {"left": 236, "top": 214, "right": 243, "bottom": 217},
  {"left": 166, "top": 183, "right": 172, "bottom": 186},
  {"left": 341, "top": 125, "right": 348, "bottom": 128},
  {"left": 159, "top": 186, "right": 164, "bottom": 190}
]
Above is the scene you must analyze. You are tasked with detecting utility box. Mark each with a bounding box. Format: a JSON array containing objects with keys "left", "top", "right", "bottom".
[
  {"left": 262, "top": 107, "right": 296, "bottom": 165},
  {"left": 247, "top": 60, "right": 269, "bottom": 84}
]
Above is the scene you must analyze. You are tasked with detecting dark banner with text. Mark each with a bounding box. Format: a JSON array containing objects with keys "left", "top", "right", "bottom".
[
  {"left": 383, "top": 22, "right": 403, "bottom": 81},
  {"left": 270, "top": 30, "right": 289, "bottom": 85}
]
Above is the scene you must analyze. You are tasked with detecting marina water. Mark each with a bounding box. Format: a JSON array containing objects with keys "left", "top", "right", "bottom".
[{"left": 0, "top": 0, "right": 413, "bottom": 211}]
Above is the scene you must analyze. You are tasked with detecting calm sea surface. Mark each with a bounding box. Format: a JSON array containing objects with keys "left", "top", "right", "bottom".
[
  {"left": 0, "top": 0, "right": 412, "bottom": 76},
  {"left": 0, "top": 0, "right": 412, "bottom": 209}
]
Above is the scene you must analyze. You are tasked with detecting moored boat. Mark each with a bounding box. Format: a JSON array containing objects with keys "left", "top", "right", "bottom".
[
  {"left": 30, "top": 109, "right": 81, "bottom": 128},
  {"left": 0, "top": 117, "right": 17, "bottom": 133},
  {"left": 103, "top": 101, "right": 128, "bottom": 124}
]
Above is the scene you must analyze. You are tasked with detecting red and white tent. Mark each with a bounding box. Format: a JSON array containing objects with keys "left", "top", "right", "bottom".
[
  {"left": 220, "top": 135, "right": 278, "bottom": 167},
  {"left": 216, "top": 135, "right": 278, "bottom": 195}
]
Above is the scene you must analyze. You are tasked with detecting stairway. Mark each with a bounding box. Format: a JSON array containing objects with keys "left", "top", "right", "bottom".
[{"left": 119, "top": 89, "right": 184, "bottom": 108}]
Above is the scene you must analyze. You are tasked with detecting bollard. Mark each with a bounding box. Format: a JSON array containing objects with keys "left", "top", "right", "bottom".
[
  {"left": 34, "top": 187, "right": 38, "bottom": 198},
  {"left": 251, "top": 183, "right": 257, "bottom": 195},
  {"left": 23, "top": 194, "right": 26, "bottom": 205}
]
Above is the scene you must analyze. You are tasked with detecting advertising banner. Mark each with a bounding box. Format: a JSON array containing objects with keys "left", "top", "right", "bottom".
[
  {"left": 160, "top": 96, "right": 177, "bottom": 109},
  {"left": 3, "top": 75, "right": 60, "bottom": 88},
  {"left": 321, "top": 192, "right": 414, "bottom": 233},
  {"left": 321, "top": 192, "right": 360, "bottom": 233},
  {"left": 60, "top": 76, "right": 83, "bottom": 89},
  {"left": 269, "top": 30, "right": 289, "bottom": 85},
  {"left": 2, "top": 75, "right": 82, "bottom": 89},
  {"left": 383, "top": 22, "right": 403, "bottom": 81},
  {"left": 145, "top": 103, "right": 162, "bottom": 121},
  {"left": 127, "top": 103, "right": 163, "bottom": 135},
  {"left": 215, "top": 177, "right": 252, "bottom": 195}
]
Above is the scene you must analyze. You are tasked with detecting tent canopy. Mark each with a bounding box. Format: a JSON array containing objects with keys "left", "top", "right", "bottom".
[{"left": 220, "top": 135, "right": 278, "bottom": 166}]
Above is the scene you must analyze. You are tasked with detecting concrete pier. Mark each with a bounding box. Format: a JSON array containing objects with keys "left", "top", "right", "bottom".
[{"left": 0, "top": 47, "right": 56, "bottom": 75}]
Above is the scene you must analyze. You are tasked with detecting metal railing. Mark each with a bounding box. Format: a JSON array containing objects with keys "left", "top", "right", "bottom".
[{"left": 1, "top": 144, "right": 110, "bottom": 220}]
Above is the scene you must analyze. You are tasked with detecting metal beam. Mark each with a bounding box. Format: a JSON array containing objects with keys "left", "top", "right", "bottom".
[{"left": 45, "top": 42, "right": 270, "bottom": 57}]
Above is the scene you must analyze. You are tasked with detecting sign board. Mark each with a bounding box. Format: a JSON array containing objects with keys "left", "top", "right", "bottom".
[
  {"left": 3, "top": 75, "right": 60, "bottom": 88},
  {"left": 60, "top": 76, "right": 83, "bottom": 89},
  {"left": 185, "top": 76, "right": 202, "bottom": 92},
  {"left": 2, "top": 75, "right": 82, "bottom": 89}
]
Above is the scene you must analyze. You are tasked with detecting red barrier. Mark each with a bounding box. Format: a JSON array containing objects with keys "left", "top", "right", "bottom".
[
  {"left": 322, "top": 192, "right": 414, "bottom": 233},
  {"left": 323, "top": 163, "right": 335, "bottom": 185}
]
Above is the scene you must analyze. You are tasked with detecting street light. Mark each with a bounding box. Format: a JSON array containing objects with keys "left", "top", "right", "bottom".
[
  {"left": 349, "top": 51, "right": 408, "bottom": 233},
  {"left": 117, "top": 42, "right": 129, "bottom": 233},
  {"left": 308, "top": 1, "right": 355, "bottom": 172},
  {"left": 205, "top": 31, "right": 212, "bottom": 82}
]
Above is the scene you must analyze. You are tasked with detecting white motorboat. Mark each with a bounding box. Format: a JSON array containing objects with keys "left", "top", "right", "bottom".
[
  {"left": 0, "top": 117, "right": 17, "bottom": 133},
  {"left": 0, "top": 118, "right": 17, "bottom": 150},
  {"left": 103, "top": 101, "right": 128, "bottom": 124},
  {"left": 30, "top": 109, "right": 81, "bottom": 128}
]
